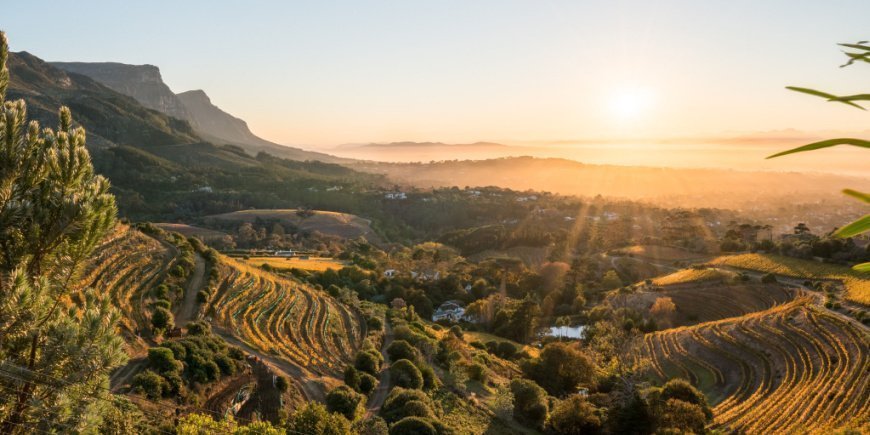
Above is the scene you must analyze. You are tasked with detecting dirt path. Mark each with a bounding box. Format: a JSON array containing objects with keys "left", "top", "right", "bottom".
[
  {"left": 176, "top": 253, "right": 206, "bottom": 326},
  {"left": 365, "top": 320, "right": 394, "bottom": 417},
  {"left": 213, "top": 327, "right": 326, "bottom": 402},
  {"left": 109, "top": 356, "right": 147, "bottom": 392}
]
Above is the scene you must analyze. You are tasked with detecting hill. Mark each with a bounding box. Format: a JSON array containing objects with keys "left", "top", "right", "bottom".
[{"left": 204, "top": 209, "right": 381, "bottom": 243}]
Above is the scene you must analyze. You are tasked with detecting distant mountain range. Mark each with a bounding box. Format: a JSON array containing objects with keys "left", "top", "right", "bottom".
[{"left": 50, "top": 61, "right": 346, "bottom": 163}]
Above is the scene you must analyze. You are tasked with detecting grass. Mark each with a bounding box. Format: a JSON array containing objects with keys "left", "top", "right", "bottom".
[
  {"left": 621, "top": 245, "right": 710, "bottom": 262},
  {"left": 243, "top": 256, "right": 348, "bottom": 272},
  {"left": 154, "top": 223, "right": 228, "bottom": 240},
  {"left": 710, "top": 253, "right": 870, "bottom": 305},
  {"left": 652, "top": 268, "right": 735, "bottom": 286}
]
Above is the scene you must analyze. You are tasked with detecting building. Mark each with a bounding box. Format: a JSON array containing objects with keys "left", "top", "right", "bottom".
[
  {"left": 274, "top": 250, "right": 295, "bottom": 257},
  {"left": 385, "top": 192, "right": 407, "bottom": 200},
  {"left": 432, "top": 300, "right": 466, "bottom": 323},
  {"left": 384, "top": 269, "right": 397, "bottom": 278}
]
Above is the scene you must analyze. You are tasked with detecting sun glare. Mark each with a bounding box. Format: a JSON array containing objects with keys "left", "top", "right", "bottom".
[{"left": 608, "top": 87, "right": 655, "bottom": 119}]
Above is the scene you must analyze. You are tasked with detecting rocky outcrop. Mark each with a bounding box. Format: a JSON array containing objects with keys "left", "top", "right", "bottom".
[
  {"left": 50, "top": 62, "right": 190, "bottom": 120},
  {"left": 176, "top": 89, "right": 268, "bottom": 148}
]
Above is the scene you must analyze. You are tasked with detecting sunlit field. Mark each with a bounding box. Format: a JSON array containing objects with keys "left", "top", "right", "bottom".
[{"left": 243, "top": 256, "right": 348, "bottom": 272}]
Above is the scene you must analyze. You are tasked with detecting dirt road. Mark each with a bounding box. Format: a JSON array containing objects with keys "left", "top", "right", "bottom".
[
  {"left": 176, "top": 253, "right": 205, "bottom": 326},
  {"left": 365, "top": 320, "right": 394, "bottom": 417}
]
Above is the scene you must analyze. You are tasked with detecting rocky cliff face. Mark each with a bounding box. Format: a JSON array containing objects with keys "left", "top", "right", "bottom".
[
  {"left": 51, "top": 61, "right": 347, "bottom": 163},
  {"left": 50, "top": 62, "right": 190, "bottom": 120},
  {"left": 176, "top": 89, "right": 267, "bottom": 148}
]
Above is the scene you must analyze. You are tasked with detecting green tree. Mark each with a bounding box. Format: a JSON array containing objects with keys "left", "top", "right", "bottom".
[
  {"left": 390, "top": 359, "right": 424, "bottom": 389},
  {"left": 769, "top": 41, "right": 870, "bottom": 271},
  {"left": 389, "top": 417, "right": 437, "bottom": 435},
  {"left": 326, "top": 385, "right": 365, "bottom": 421},
  {"left": 546, "top": 394, "right": 602, "bottom": 435},
  {"left": 510, "top": 379, "right": 549, "bottom": 429},
  {"left": 0, "top": 31, "right": 126, "bottom": 434},
  {"left": 387, "top": 340, "right": 419, "bottom": 362},
  {"left": 522, "top": 342, "right": 596, "bottom": 397},
  {"left": 287, "top": 402, "right": 351, "bottom": 435}
]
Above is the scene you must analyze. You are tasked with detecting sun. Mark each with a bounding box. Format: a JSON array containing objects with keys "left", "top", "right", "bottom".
[{"left": 608, "top": 87, "right": 655, "bottom": 119}]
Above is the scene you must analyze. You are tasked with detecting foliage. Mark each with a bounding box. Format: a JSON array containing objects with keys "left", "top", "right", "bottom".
[
  {"left": 387, "top": 340, "right": 419, "bottom": 362},
  {"left": 286, "top": 402, "right": 351, "bottom": 435},
  {"left": 390, "top": 359, "right": 424, "bottom": 389},
  {"left": 509, "top": 379, "right": 549, "bottom": 429},
  {"left": 769, "top": 41, "right": 870, "bottom": 271},
  {"left": 326, "top": 385, "right": 365, "bottom": 421},
  {"left": 0, "top": 31, "right": 126, "bottom": 434},
  {"left": 380, "top": 387, "right": 434, "bottom": 424},
  {"left": 355, "top": 350, "right": 384, "bottom": 376},
  {"left": 389, "top": 417, "right": 438, "bottom": 435},
  {"left": 522, "top": 342, "right": 596, "bottom": 397},
  {"left": 546, "top": 394, "right": 603, "bottom": 435}
]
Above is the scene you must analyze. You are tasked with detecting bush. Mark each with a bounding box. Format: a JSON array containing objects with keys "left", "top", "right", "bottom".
[
  {"left": 389, "top": 417, "right": 437, "bottom": 435},
  {"left": 345, "top": 366, "right": 361, "bottom": 390},
  {"left": 496, "top": 341, "right": 518, "bottom": 359},
  {"left": 359, "top": 373, "right": 378, "bottom": 395},
  {"left": 275, "top": 376, "right": 289, "bottom": 392},
  {"left": 546, "top": 394, "right": 602, "bottom": 434},
  {"left": 355, "top": 350, "right": 383, "bottom": 375},
  {"left": 522, "top": 342, "right": 596, "bottom": 397},
  {"left": 381, "top": 387, "right": 432, "bottom": 423},
  {"left": 418, "top": 364, "right": 437, "bottom": 390},
  {"left": 353, "top": 416, "right": 389, "bottom": 435},
  {"left": 510, "top": 379, "right": 549, "bottom": 428},
  {"left": 390, "top": 359, "right": 423, "bottom": 389},
  {"left": 196, "top": 290, "right": 209, "bottom": 303},
  {"left": 148, "top": 347, "right": 182, "bottom": 374},
  {"left": 132, "top": 370, "right": 169, "bottom": 399},
  {"left": 326, "top": 385, "right": 365, "bottom": 421},
  {"left": 287, "top": 402, "right": 351, "bottom": 435},
  {"left": 367, "top": 316, "right": 384, "bottom": 331},
  {"left": 659, "top": 378, "right": 712, "bottom": 419},
  {"left": 151, "top": 307, "right": 174, "bottom": 333},
  {"left": 761, "top": 273, "right": 778, "bottom": 284},
  {"left": 467, "top": 362, "right": 488, "bottom": 383},
  {"left": 387, "top": 340, "right": 419, "bottom": 362}
]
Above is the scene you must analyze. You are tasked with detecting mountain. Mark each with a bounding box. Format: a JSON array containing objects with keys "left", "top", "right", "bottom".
[
  {"left": 50, "top": 61, "right": 347, "bottom": 163},
  {"left": 8, "top": 51, "right": 381, "bottom": 220}
]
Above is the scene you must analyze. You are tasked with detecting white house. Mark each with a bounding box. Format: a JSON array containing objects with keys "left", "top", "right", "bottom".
[
  {"left": 275, "top": 250, "right": 295, "bottom": 257},
  {"left": 432, "top": 300, "right": 466, "bottom": 323},
  {"left": 384, "top": 269, "right": 397, "bottom": 278},
  {"left": 385, "top": 192, "right": 407, "bottom": 200}
]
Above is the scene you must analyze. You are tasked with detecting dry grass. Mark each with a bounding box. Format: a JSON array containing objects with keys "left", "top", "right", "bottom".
[
  {"left": 622, "top": 245, "right": 710, "bottom": 262},
  {"left": 243, "top": 256, "right": 348, "bottom": 272},
  {"left": 154, "top": 223, "right": 228, "bottom": 240},
  {"left": 652, "top": 268, "right": 735, "bottom": 286},
  {"left": 205, "top": 209, "right": 379, "bottom": 242},
  {"left": 710, "top": 253, "right": 870, "bottom": 305}
]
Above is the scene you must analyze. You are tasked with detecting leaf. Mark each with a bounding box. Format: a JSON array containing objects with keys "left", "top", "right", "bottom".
[
  {"left": 843, "top": 189, "right": 870, "bottom": 204},
  {"left": 833, "top": 215, "right": 870, "bottom": 238},
  {"left": 838, "top": 43, "right": 870, "bottom": 51},
  {"left": 786, "top": 87, "right": 865, "bottom": 110},
  {"left": 829, "top": 93, "right": 870, "bottom": 102},
  {"left": 853, "top": 262, "right": 870, "bottom": 273},
  {"left": 766, "top": 138, "right": 870, "bottom": 159}
]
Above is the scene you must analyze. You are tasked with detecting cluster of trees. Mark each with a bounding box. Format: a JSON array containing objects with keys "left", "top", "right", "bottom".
[{"left": 132, "top": 322, "right": 245, "bottom": 399}]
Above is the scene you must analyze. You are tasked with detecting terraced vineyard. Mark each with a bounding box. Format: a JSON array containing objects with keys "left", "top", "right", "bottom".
[
  {"left": 711, "top": 253, "right": 870, "bottom": 305},
  {"left": 643, "top": 298, "right": 869, "bottom": 433},
  {"left": 77, "top": 225, "right": 173, "bottom": 342},
  {"left": 207, "top": 257, "right": 365, "bottom": 378}
]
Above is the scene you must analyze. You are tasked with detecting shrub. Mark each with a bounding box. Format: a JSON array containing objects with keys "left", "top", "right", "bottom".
[
  {"left": 546, "top": 394, "right": 602, "bottom": 434},
  {"left": 353, "top": 416, "right": 389, "bottom": 435},
  {"left": 196, "top": 290, "right": 209, "bottom": 303},
  {"left": 496, "top": 341, "right": 518, "bottom": 359},
  {"left": 275, "top": 376, "right": 290, "bottom": 392},
  {"left": 287, "top": 402, "right": 351, "bottom": 435},
  {"left": 186, "top": 321, "right": 210, "bottom": 336},
  {"left": 344, "top": 366, "right": 361, "bottom": 390},
  {"left": 510, "top": 379, "right": 549, "bottom": 428},
  {"left": 151, "top": 307, "right": 174, "bottom": 333},
  {"left": 522, "top": 342, "right": 596, "bottom": 397},
  {"left": 418, "top": 364, "right": 437, "bottom": 390},
  {"left": 390, "top": 359, "right": 423, "bottom": 389},
  {"left": 367, "top": 316, "right": 384, "bottom": 331},
  {"left": 358, "top": 373, "right": 378, "bottom": 395},
  {"left": 132, "top": 370, "right": 169, "bottom": 399},
  {"left": 389, "top": 417, "right": 437, "bottom": 435},
  {"left": 355, "top": 350, "right": 383, "bottom": 375},
  {"left": 387, "top": 340, "right": 418, "bottom": 362},
  {"left": 326, "top": 385, "right": 365, "bottom": 421},
  {"left": 148, "top": 347, "right": 182, "bottom": 374},
  {"left": 761, "top": 273, "right": 778, "bottom": 284},
  {"left": 467, "top": 362, "right": 488, "bottom": 383},
  {"left": 658, "top": 398, "right": 707, "bottom": 434},
  {"left": 659, "top": 379, "right": 711, "bottom": 418},
  {"left": 381, "top": 387, "right": 432, "bottom": 423}
]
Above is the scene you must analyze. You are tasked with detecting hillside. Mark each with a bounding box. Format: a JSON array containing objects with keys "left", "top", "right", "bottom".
[{"left": 204, "top": 209, "right": 381, "bottom": 243}]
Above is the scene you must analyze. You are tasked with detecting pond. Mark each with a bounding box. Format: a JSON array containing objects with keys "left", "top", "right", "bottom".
[{"left": 544, "top": 325, "right": 586, "bottom": 339}]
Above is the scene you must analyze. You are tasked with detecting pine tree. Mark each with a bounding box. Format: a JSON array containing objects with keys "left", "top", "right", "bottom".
[{"left": 0, "top": 31, "right": 127, "bottom": 434}]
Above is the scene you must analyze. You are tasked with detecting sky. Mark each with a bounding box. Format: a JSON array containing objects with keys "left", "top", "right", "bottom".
[{"left": 3, "top": 1, "right": 870, "bottom": 148}]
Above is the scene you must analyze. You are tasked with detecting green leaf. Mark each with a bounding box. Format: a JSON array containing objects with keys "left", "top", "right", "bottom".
[
  {"left": 838, "top": 43, "right": 870, "bottom": 51},
  {"left": 786, "top": 86, "right": 865, "bottom": 110},
  {"left": 853, "top": 262, "right": 870, "bottom": 273},
  {"left": 843, "top": 189, "right": 870, "bottom": 204},
  {"left": 766, "top": 138, "right": 870, "bottom": 159},
  {"left": 829, "top": 93, "right": 870, "bottom": 102},
  {"left": 833, "top": 215, "right": 870, "bottom": 238}
]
